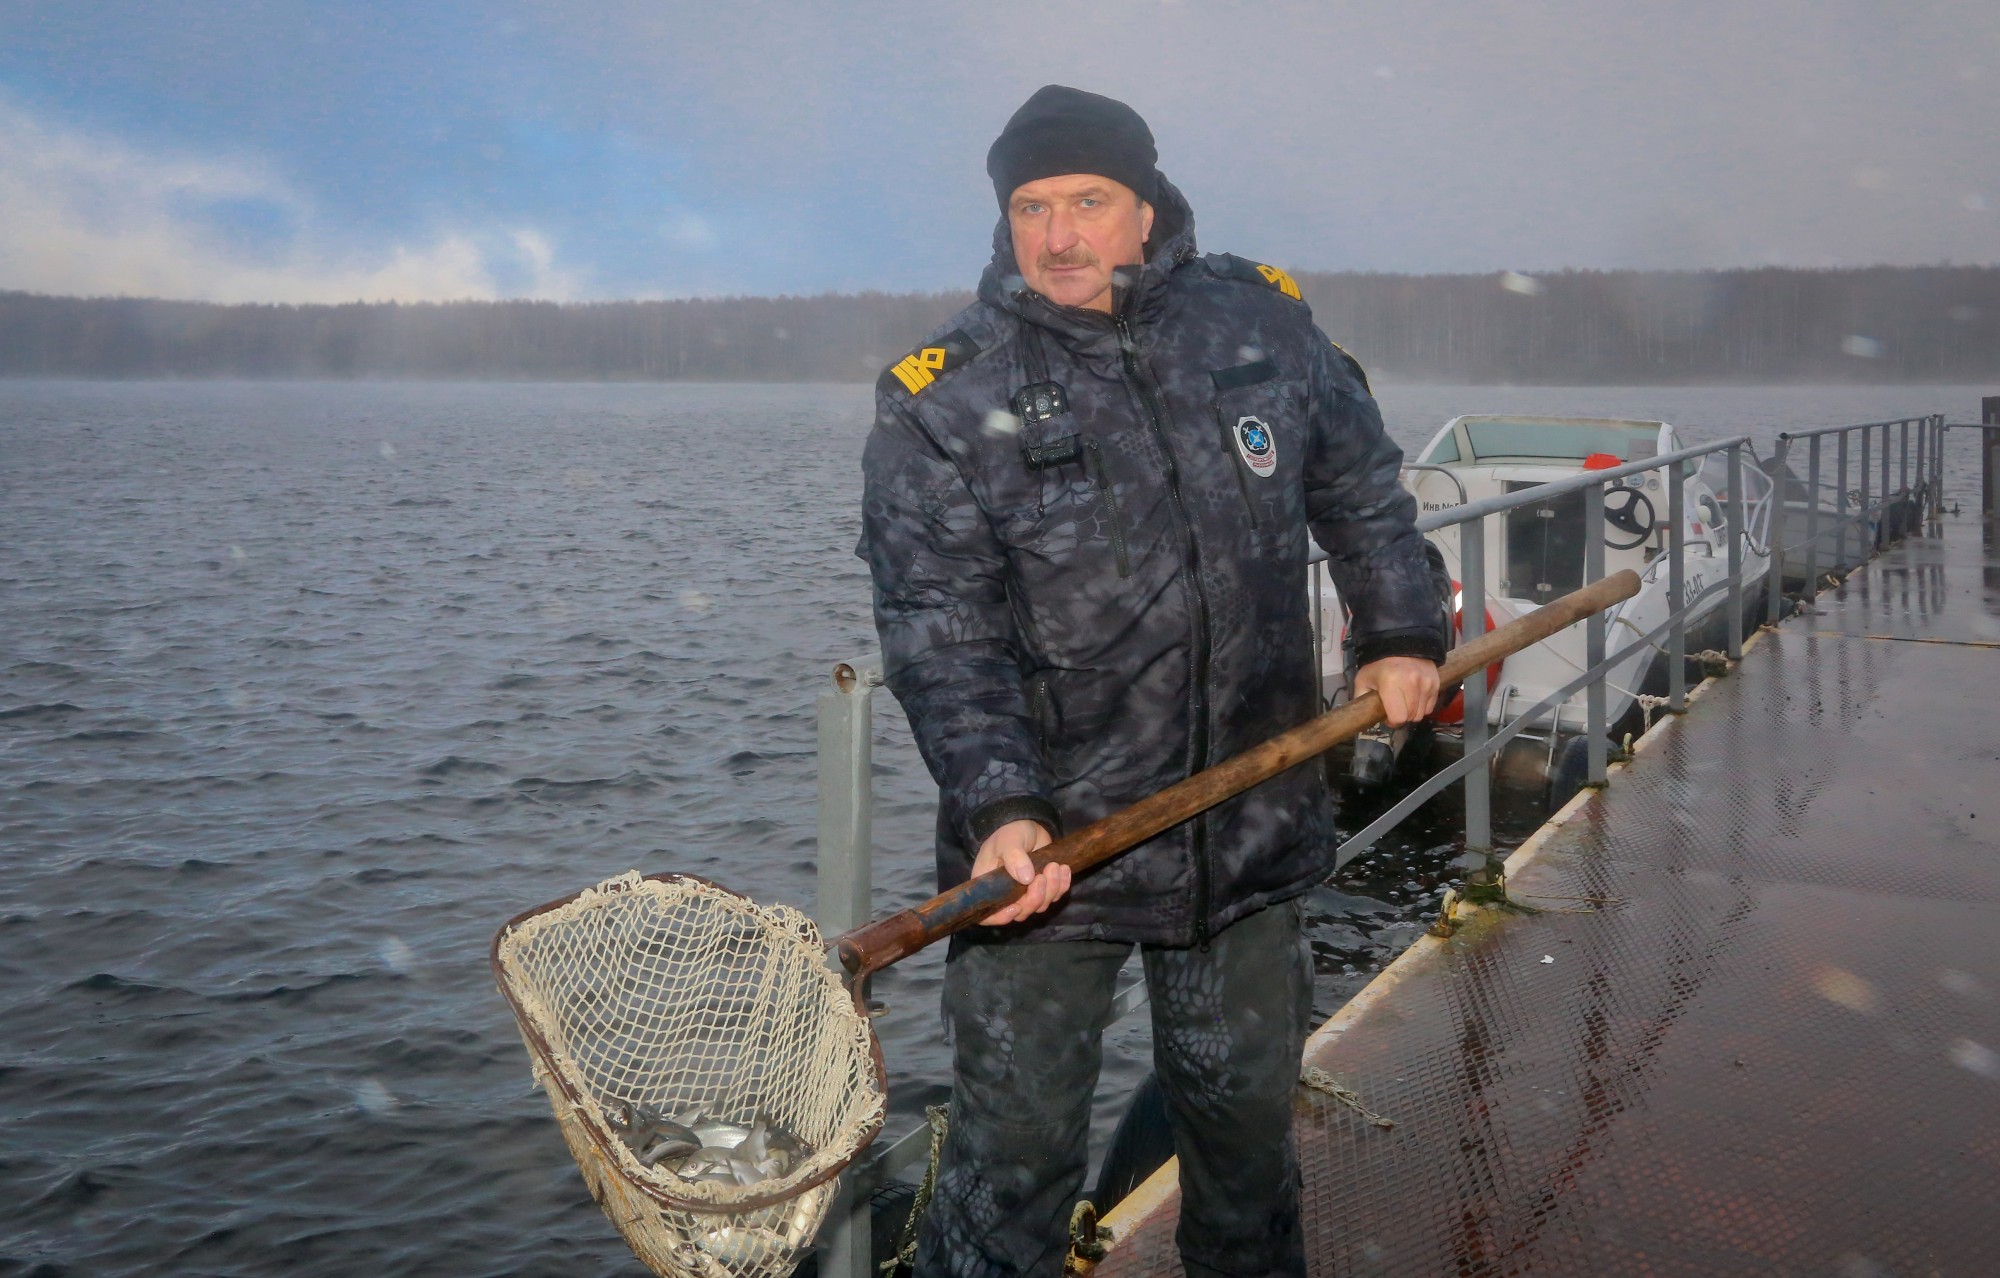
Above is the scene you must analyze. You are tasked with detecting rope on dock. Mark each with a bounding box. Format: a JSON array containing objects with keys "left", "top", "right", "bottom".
[
  {"left": 1509, "top": 892, "right": 1629, "bottom": 914},
  {"left": 883, "top": 1105, "right": 950, "bottom": 1274},
  {"left": 1811, "top": 630, "right": 2000, "bottom": 651},
  {"left": 1634, "top": 694, "right": 1670, "bottom": 730},
  {"left": 1299, "top": 1065, "right": 1396, "bottom": 1129}
]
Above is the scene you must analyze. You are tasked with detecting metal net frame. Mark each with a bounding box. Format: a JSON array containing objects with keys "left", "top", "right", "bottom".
[{"left": 493, "top": 871, "right": 886, "bottom": 1277}]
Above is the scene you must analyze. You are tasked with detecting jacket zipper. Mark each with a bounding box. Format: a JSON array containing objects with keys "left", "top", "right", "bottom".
[
  {"left": 1083, "top": 440, "right": 1133, "bottom": 578},
  {"left": 1116, "top": 313, "right": 1215, "bottom": 947},
  {"left": 1028, "top": 671, "right": 1055, "bottom": 746},
  {"left": 1211, "top": 402, "right": 1261, "bottom": 529}
]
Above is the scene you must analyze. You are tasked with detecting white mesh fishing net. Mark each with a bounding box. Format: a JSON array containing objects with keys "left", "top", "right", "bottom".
[{"left": 494, "top": 871, "right": 886, "bottom": 1277}]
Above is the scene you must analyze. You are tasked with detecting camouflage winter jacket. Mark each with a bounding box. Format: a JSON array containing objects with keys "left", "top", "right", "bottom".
[{"left": 857, "top": 176, "right": 1444, "bottom": 946}]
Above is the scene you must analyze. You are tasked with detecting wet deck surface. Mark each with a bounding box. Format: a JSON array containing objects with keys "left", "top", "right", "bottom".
[{"left": 1097, "top": 516, "right": 2000, "bottom": 1277}]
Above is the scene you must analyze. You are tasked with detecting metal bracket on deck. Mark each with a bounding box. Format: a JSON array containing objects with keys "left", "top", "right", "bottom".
[
  {"left": 1428, "top": 870, "right": 1514, "bottom": 937},
  {"left": 1459, "top": 866, "right": 1512, "bottom": 910},
  {"left": 1064, "top": 1200, "right": 1112, "bottom": 1275},
  {"left": 1427, "top": 887, "right": 1462, "bottom": 938}
]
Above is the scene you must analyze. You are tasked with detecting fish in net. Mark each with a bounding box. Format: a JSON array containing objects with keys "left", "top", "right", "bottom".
[{"left": 493, "top": 871, "right": 885, "bottom": 1278}]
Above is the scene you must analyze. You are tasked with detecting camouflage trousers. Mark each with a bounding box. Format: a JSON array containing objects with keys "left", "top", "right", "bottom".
[{"left": 914, "top": 900, "right": 1312, "bottom": 1278}]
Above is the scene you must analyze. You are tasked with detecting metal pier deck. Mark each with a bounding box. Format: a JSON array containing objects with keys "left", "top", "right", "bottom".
[{"left": 1096, "top": 517, "right": 2000, "bottom": 1277}]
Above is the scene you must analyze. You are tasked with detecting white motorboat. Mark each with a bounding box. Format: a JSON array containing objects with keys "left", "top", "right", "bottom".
[{"left": 1316, "top": 415, "right": 1774, "bottom": 785}]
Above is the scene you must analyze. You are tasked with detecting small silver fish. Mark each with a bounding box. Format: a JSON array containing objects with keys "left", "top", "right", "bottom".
[
  {"left": 611, "top": 1102, "right": 816, "bottom": 1189},
  {"left": 774, "top": 1186, "right": 826, "bottom": 1241},
  {"left": 695, "top": 1223, "right": 784, "bottom": 1264},
  {"left": 738, "top": 1119, "right": 770, "bottom": 1164},
  {"left": 655, "top": 1119, "right": 701, "bottom": 1145},
  {"left": 692, "top": 1119, "right": 751, "bottom": 1150},
  {"left": 607, "top": 1101, "right": 702, "bottom": 1163},
  {"left": 765, "top": 1125, "right": 807, "bottom": 1160},
  {"left": 603, "top": 1100, "right": 643, "bottom": 1135},
  {"left": 605, "top": 1103, "right": 652, "bottom": 1152},
  {"left": 638, "top": 1130, "right": 700, "bottom": 1167},
  {"left": 676, "top": 1149, "right": 731, "bottom": 1177}
]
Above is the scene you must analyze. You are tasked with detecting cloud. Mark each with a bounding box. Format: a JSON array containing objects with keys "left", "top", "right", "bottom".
[
  {"left": 0, "top": 96, "right": 580, "bottom": 303},
  {"left": 524, "top": 0, "right": 2000, "bottom": 281},
  {"left": 662, "top": 211, "right": 719, "bottom": 252},
  {"left": 7, "top": 1, "right": 1998, "bottom": 301}
]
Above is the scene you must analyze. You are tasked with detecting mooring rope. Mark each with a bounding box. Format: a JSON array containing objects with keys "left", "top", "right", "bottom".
[
  {"left": 883, "top": 1104, "right": 951, "bottom": 1274},
  {"left": 1509, "top": 892, "right": 1629, "bottom": 914},
  {"left": 1299, "top": 1065, "right": 1395, "bottom": 1129}
]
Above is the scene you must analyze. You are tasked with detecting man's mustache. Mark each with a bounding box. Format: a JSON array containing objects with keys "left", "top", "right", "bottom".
[{"left": 1038, "top": 247, "right": 1100, "bottom": 270}]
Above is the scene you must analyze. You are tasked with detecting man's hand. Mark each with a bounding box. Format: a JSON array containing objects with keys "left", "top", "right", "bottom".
[
  {"left": 971, "top": 819, "right": 1068, "bottom": 926},
  {"left": 1354, "top": 656, "right": 1442, "bottom": 728}
]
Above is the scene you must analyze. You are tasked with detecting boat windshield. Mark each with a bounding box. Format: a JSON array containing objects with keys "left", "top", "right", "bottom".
[
  {"left": 1694, "top": 452, "right": 1776, "bottom": 542},
  {"left": 1457, "top": 419, "right": 1660, "bottom": 464}
]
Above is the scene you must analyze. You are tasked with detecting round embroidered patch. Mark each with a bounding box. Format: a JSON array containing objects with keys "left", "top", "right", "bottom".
[{"left": 1235, "top": 416, "right": 1277, "bottom": 477}]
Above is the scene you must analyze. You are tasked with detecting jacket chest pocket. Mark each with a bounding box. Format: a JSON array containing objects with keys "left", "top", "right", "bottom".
[
  {"left": 999, "top": 416, "right": 1132, "bottom": 578},
  {"left": 1209, "top": 360, "right": 1306, "bottom": 536}
]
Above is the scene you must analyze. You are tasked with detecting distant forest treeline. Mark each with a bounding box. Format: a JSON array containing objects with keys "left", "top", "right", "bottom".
[{"left": 3, "top": 264, "right": 1997, "bottom": 383}]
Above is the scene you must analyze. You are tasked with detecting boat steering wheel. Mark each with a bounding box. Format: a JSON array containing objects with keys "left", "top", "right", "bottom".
[{"left": 1603, "top": 485, "right": 1657, "bottom": 550}]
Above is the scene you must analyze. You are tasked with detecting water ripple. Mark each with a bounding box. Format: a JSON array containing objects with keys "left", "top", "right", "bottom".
[{"left": 1, "top": 379, "right": 1985, "bottom": 1276}]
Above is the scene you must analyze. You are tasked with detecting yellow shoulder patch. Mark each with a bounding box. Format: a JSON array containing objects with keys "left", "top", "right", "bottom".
[
  {"left": 882, "top": 329, "right": 981, "bottom": 396},
  {"left": 1327, "top": 340, "right": 1371, "bottom": 394},
  {"left": 1206, "top": 252, "right": 1306, "bottom": 303},
  {"left": 1254, "top": 262, "right": 1302, "bottom": 301}
]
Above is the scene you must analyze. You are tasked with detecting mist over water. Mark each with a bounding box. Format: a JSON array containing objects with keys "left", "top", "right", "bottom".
[{"left": 1, "top": 380, "right": 1989, "bottom": 1275}]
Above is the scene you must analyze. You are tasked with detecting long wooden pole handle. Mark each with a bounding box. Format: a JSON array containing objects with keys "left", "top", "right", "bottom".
[{"left": 836, "top": 569, "right": 1639, "bottom": 976}]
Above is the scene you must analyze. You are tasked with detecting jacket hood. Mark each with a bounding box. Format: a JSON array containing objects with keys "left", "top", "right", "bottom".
[{"left": 977, "top": 172, "right": 1197, "bottom": 352}]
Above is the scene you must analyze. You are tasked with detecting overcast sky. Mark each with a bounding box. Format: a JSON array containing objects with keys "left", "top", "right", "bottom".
[{"left": 2, "top": 0, "right": 1995, "bottom": 303}]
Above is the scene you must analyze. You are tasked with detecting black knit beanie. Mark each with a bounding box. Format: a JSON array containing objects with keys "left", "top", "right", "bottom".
[{"left": 986, "top": 85, "right": 1158, "bottom": 210}]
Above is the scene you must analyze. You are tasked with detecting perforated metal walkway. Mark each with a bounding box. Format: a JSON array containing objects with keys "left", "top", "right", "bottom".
[{"left": 1096, "top": 517, "right": 2000, "bottom": 1277}]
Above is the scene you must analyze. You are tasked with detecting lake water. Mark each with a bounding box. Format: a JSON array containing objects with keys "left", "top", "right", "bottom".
[{"left": 2, "top": 379, "right": 1989, "bottom": 1276}]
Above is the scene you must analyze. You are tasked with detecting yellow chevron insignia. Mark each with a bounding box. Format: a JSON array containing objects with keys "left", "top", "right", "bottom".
[
  {"left": 891, "top": 346, "right": 951, "bottom": 394},
  {"left": 1255, "top": 262, "right": 1302, "bottom": 301},
  {"left": 883, "top": 329, "right": 980, "bottom": 396}
]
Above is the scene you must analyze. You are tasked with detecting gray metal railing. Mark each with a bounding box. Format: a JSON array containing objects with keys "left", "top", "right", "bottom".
[
  {"left": 1761, "top": 415, "right": 1945, "bottom": 622},
  {"left": 1368, "top": 434, "right": 1756, "bottom": 854},
  {"left": 810, "top": 417, "right": 1945, "bottom": 1275},
  {"left": 811, "top": 657, "right": 883, "bottom": 1278},
  {"left": 1942, "top": 420, "right": 2000, "bottom": 523}
]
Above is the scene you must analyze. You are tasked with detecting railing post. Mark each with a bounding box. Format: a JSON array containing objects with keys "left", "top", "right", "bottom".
[
  {"left": 817, "top": 660, "right": 879, "bottom": 937},
  {"left": 1990, "top": 424, "right": 2000, "bottom": 524},
  {"left": 1310, "top": 568, "right": 1324, "bottom": 707},
  {"left": 1726, "top": 443, "right": 1745, "bottom": 661},
  {"left": 1932, "top": 416, "right": 1941, "bottom": 515},
  {"left": 1916, "top": 415, "right": 1928, "bottom": 516},
  {"left": 1899, "top": 419, "right": 1911, "bottom": 501},
  {"left": 1860, "top": 425, "right": 1873, "bottom": 549},
  {"left": 1803, "top": 435, "right": 1822, "bottom": 603},
  {"left": 1668, "top": 459, "right": 1687, "bottom": 712},
  {"left": 1924, "top": 417, "right": 1934, "bottom": 523},
  {"left": 1984, "top": 398, "right": 2000, "bottom": 524},
  {"left": 1459, "top": 516, "right": 1490, "bottom": 850},
  {"left": 1584, "top": 481, "right": 1608, "bottom": 783},
  {"left": 1835, "top": 427, "right": 1850, "bottom": 567},
  {"left": 1934, "top": 415, "right": 1946, "bottom": 521},
  {"left": 815, "top": 656, "right": 880, "bottom": 1278},
  {"left": 1927, "top": 417, "right": 1940, "bottom": 518},
  {"left": 1880, "top": 422, "right": 1892, "bottom": 530},
  {"left": 1920, "top": 420, "right": 1936, "bottom": 520},
  {"left": 1766, "top": 436, "right": 1790, "bottom": 623}
]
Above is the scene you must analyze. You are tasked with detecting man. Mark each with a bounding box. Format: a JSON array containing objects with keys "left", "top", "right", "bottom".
[{"left": 858, "top": 85, "right": 1444, "bottom": 1277}]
